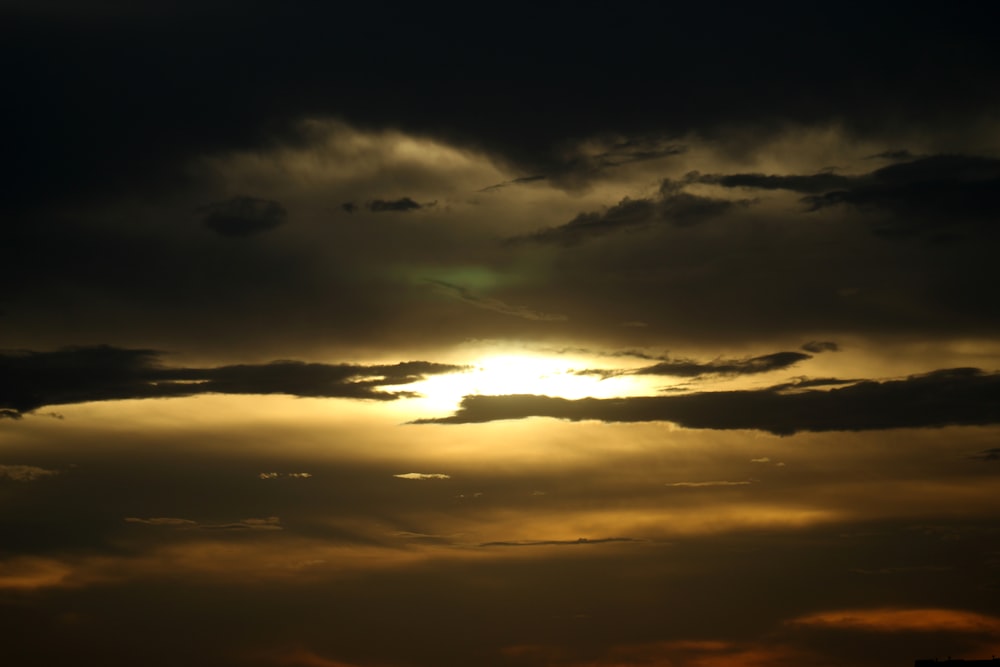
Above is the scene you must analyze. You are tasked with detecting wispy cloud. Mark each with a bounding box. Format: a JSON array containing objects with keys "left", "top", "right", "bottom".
[
  {"left": 427, "top": 280, "right": 567, "bottom": 321},
  {"left": 393, "top": 473, "right": 451, "bottom": 480},
  {"left": 479, "top": 537, "right": 642, "bottom": 547},
  {"left": 666, "top": 480, "right": 754, "bottom": 487},
  {"left": 0, "top": 464, "right": 59, "bottom": 482},
  {"left": 788, "top": 607, "right": 1000, "bottom": 633},
  {"left": 124, "top": 517, "right": 199, "bottom": 526},
  {"left": 125, "top": 516, "right": 282, "bottom": 530}
]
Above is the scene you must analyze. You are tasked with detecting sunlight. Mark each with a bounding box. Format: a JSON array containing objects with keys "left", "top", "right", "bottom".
[{"left": 392, "top": 353, "right": 649, "bottom": 414}]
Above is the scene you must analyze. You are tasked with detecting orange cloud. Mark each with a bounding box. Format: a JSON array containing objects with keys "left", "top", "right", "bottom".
[
  {"left": 788, "top": 607, "right": 1000, "bottom": 634},
  {"left": 271, "top": 648, "right": 368, "bottom": 667}
]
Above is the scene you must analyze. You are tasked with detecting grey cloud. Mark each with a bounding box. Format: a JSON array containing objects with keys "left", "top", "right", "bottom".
[
  {"left": 0, "top": 345, "right": 467, "bottom": 416},
  {"left": 200, "top": 196, "right": 287, "bottom": 237},
  {"left": 416, "top": 368, "right": 1000, "bottom": 435},
  {"left": 511, "top": 179, "right": 750, "bottom": 246}
]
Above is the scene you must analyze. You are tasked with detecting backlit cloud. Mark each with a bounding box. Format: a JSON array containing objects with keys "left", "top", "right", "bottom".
[
  {"left": 0, "top": 464, "right": 59, "bottom": 482},
  {"left": 788, "top": 607, "right": 1000, "bottom": 634},
  {"left": 393, "top": 473, "right": 451, "bottom": 480}
]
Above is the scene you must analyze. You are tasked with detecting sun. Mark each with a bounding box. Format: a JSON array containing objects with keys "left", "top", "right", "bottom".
[{"left": 393, "top": 352, "right": 650, "bottom": 414}]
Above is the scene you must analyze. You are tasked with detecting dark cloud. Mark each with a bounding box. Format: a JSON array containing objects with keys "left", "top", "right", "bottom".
[
  {"left": 633, "top": 351, "right": 810, "bottom": 378},
  {"left": 866, "top": 149, "right": 917, "bottom": 161},
  {"left": 690, "top": 170, "right": 853, "bottom": 194},
  {"left": 340, "top": 202, "right": 357, "bottom": 213},
  {"left": 367, "top": 197, "right": 424, "bottom": 212},
  {"left": 689, "top": 154, "right": 1000, "bottom": 241},
  {"left": 511, "top": 180, "right": 749, "bottom": 246},
  {"left": 416, "top": 368, "right": 1000, "bottom": 435},
  {"left": 478, "top": 174, "right": 548, "bottom": 192},
  {"left": 801, "top": 341, "right": 839, "bottom": 353},
  {"left": 801, "top": 155, "right": 1000, "bottom": 234},
  {"left": 579, "top": 351, "right": 810, "bottom": 380},
  {"left": 0, "top": 345, "right": 467, "bottom": 416},
  {"left": 199, "top": 196, "right": 287, "bottom": 237},
  {"left": 7, "top": 4, "right": 999, "bottom": 218},
  {"left": 968, "top": 448, "right": 1000, "bottom": 462}
]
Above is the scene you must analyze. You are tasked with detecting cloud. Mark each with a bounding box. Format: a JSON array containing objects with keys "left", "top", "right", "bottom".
[
  {"left": 801, "top": 155, "right": 1000, "bottom": 232},
  {"left": 578, "top": 351, "right": 810, "bottom": 380},
  {"left": 478, "top": 174, "right": 547, "bottom": 192},
  {"left": 393, "top": 473, "right": 450, "bottom": 480},
  {"left": 510, "top": 179, "right": 750, "bottom": 246},
  {"left": 259, "top": 472, "right": 313, "bottom": 479},
  {"left": 0, "top": 464, "right": 59, "bottom": 482},
  {"left": 801, "top": 341, "right": 839, "bottom": 353},
  {"left": 0, "top": 346, "right": 467, "bottom": 415},
  {"left": 200, "top": 517, "right": 283, "bottom": 531},
  {"left": 199, "top": 196, "right": 287, "bottom": 237},
  {"left": 969, "top": 448, "right": 1000, "bottom": 461},
  {"left": 478, "top": 537, "right": 641, "bottom": 547},
  {"left": 699, "top": 154, "right": 1000, "bottom": 239},
  {"left": 367, "top": 197, "right": 425, "bottom": 212},
  {"left": 691, "top": 170, "right": 853, "bottom": 194},
  {"left": 415, "top": 367, "right": 1000, "bottom": 434},
  {"left": 631, "top": 351, "right": 810, "bottom": 378},
  {"left": 124, "top": 517, "right": 199, "bottom": 526},
  {"left": 866, "top": 149, "right": 917, "bottom": 161},
  {"left": 666, "top": 480, "right": 753, "bottom": 487},
  {"left": 788, "top": 607, "right": 1000, "bottom": 634},
  {"left": 428, "top": 280, "right": 567, "bottom": 321}
]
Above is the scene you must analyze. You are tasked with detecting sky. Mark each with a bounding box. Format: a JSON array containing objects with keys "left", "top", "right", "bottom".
[{"left": 3, "top": 3, "right": 1000, "bottom": 666}]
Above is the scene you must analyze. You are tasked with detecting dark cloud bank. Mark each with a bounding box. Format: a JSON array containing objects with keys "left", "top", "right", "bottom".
[
  {"left": 0, "top": 345, "right": 465, "bottom": 416},
  {"left": 417, "top": 368, "right": 1000, "bottom": 435},
  {"left": 8, "top": 4, "right": 999, "bottom": 214},
  {"left": 693, "top": 154, "right": 1000, "bottom": 239},
  {"left": 511, "top": 180, "right": 751, "bottom": 246}
]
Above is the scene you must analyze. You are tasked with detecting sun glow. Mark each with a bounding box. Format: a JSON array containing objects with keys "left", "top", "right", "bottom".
[{"left": 393, "top": 353, "right": 651, "bottom": 414}]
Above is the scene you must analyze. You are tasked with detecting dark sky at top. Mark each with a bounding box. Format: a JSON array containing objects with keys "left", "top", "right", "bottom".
[{"left": 2, "top": 3, "right": 1000, "bottom": 667}]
